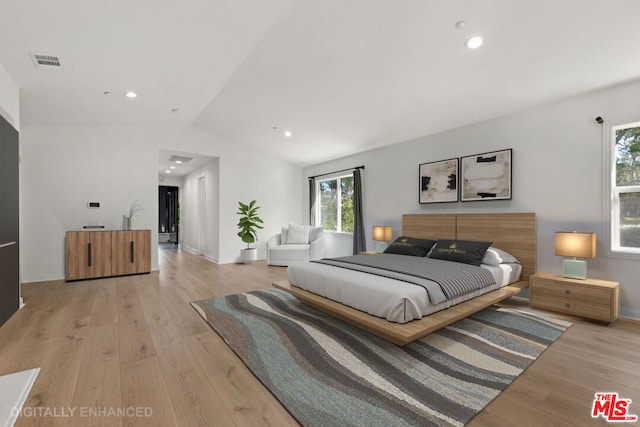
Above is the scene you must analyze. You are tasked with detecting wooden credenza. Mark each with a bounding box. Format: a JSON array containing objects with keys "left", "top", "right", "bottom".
[{"left": 66, "top": 230, "right": 151, "bottom": 281}]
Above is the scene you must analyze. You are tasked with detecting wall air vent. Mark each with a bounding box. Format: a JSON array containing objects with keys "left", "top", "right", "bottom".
[
  {"left": 167, "top": 155, "right": 194, "bottom": 164},
  {"left": 30, "top": 53, "right": 62, "bottom": 70}
]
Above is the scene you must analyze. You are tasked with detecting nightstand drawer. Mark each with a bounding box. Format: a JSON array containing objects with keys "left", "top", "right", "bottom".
[
  {"left": 529, "top": 272, "right": 619, "bottom": 323},
  {"left": 532, "top": 295, "right": 613, "bottom": 322},
  {"left": 531, "top": 279, "right": 611, "bottom": 304}
]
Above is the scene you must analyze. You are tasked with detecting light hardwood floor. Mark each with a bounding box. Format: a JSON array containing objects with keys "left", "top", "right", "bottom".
[{"left": 1, "top": 246, "right": 638, "bottom": 426}]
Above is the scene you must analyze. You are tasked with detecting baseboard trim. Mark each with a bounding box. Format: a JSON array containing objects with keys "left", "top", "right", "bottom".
[
  {"left": 204, "top": 255, "right": 219, "bottom": 264},
  {"left": 217, "top": 258, "right": 240, "bottom": 264},
  {"left": 620, "top": 307, "right": 640, "bottom": 321},
  {"left": 180, "top": 245, "right": 198, "bottom": 255}
]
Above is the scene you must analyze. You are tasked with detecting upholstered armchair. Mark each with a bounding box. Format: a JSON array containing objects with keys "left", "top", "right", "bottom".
[{"left": 266, "top": 225, "right": 324, "bottom": 266}]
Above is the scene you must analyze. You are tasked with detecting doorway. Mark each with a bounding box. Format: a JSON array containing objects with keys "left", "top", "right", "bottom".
[
  {"left": 159, "top": 185, "right": 179, "bottom": 244},
  {"left": 197, "top": 175, "right": 206, "bottom": 255},
  {"left": 157, "top": 149, "right": 220, "bottom": 261}
]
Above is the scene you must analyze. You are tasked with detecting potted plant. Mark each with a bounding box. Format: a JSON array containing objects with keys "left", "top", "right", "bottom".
[{"left": 237, "top": 200, "right": 264, "bottom": 264}]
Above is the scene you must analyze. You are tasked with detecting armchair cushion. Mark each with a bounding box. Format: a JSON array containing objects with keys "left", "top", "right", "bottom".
[{"left": 286, "top": 225, "right": 310, "bottom": 244}]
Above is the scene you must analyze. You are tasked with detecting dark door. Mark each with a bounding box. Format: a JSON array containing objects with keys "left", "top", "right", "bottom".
[
  {"left": 0, "top": 113, "right": 19, "bottom": 326},
  {"left": 159, "top": 185, "right": 179, "bottom": 244}
]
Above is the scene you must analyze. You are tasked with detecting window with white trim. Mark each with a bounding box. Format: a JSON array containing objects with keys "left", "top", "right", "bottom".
[
  {"left": 610, "top": 120, "right": 640, "bottom": 254},
  {"left": 317, "top": 174, "right": 354, "bottom": 233}
]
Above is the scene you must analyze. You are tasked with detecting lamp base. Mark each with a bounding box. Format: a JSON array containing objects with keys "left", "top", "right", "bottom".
[
  {"left": 375, "top": 241, "right": 388, "bottom": 252},
  {"left": 562, "top": 259, "right": 587, "bottom": 280}
]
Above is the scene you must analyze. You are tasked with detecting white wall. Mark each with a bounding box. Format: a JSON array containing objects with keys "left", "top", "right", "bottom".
[
  {"left": 20, "top": 125, "right": 302, "bottom": 282},
  {"left": 159, "top": 175, "right": 183, "bottom": 187},
  {"left": 0, "top": 61, "right": 19, "bottom": 131},
  {"left": 304, "top": 79, "right": 640, "bottom": 320}
]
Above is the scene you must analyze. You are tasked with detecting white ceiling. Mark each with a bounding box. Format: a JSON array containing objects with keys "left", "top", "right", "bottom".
[
  {"left": 2, "top": 0, "right": 640, "bottom": 167},
  {"left": 157, "top": 149, "right": 216, "bottom": 181}
]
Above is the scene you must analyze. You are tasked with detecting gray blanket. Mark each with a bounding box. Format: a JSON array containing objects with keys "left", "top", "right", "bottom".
[{"left": 312, "top": 253, "right": 496, "bottom": 304}]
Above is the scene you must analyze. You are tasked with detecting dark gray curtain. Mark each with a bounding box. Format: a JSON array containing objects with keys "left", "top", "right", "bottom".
[
  {"left": 309, "top": 177, "right": 316, "bottom": 226},
  {"left": 352, "top": 169, "right": 365, "bottom": 254}
]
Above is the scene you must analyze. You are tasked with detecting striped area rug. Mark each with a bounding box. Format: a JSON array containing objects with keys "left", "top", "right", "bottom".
[{"left": 191, "top": 289, "right": 570, "bottom": 427}]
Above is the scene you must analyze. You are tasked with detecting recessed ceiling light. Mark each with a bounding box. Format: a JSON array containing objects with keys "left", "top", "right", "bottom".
[
  {"left": 125, "top": 91, "right": 138, "bottom": 98},
  {"left": 165, "top": 170, "right": 171, "bottom": 174},
  {"left": 170, "top": 166, "right": 176, "bottom": 169},
  {"left": 284, "top": 130, "right": 292, "bottom": 138},
  {"left": 175, "top": 160, "right": 182, "bottom": 164},
  {"left": 465, "top": 36, "right": 483, "bottom": 49},
  {"left": 103, "top": 91, "right": 112, "bottom": 96}
]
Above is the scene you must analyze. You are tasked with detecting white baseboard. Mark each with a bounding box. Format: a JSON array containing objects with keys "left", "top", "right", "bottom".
[
  {"left": 620, "top": 307, "right": 640, "bottom": 321},
  {"left": 217, "top": 257, "right": 240, "bottom": 264},
  {"left": 180, "top": 245, "right": 198, "bottom": 255},
  {"left": 215, "top": 256, "right": 268, "bottom": 264},
  {"left": 181, "top": 246, "right": 222, "bottom": 264},
  {"left": 204, "top": 255, "right": 219, "bottom": 264}
]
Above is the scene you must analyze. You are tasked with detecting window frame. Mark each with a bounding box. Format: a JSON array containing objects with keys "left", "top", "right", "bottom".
[
  {"left": 606, "top": 117, "right": 640, "bottom": 258},
  {"left": 315, "top": 173, "right": 354, "bottom": 234}
]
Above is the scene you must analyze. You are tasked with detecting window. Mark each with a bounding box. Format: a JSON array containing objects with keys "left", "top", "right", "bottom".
[
  {"left": 317, "top": 174, "right": 354, "bottom": 233},
  {"left": 610, "top": 120, "right": 640, "bottom": 254}
]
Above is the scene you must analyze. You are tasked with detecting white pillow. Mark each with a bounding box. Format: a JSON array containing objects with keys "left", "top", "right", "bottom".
[
  {"left": 286, "top": 225, "right": 310, "bottom": 244},
  {"left": 309, "top": 226, "right": 324, "bottom": 242},
  {"left": 280, "top": 226, "right": 289, "bottom": 244},
  {"left": 482, "top": 247, "right": 520, "bottom": 266}
]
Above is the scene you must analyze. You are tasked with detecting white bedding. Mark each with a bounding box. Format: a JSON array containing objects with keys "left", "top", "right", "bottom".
[{"left": 286, "top": 259, "right": 521, "bottom": 323}]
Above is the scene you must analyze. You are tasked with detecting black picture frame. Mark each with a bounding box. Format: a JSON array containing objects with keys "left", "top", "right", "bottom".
[
  {"left": 418, "top": 158, "right": 459, "bottom": 204},
  {"left": 460, "top": 149, "right": 512, "bottom": 201}
]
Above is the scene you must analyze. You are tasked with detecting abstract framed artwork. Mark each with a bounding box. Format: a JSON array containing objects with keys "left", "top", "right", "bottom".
[
  {"left": 461, "top": 149, "right": 512, "bottom": 201},
  {"left": 419, "top": 158, "right": 459, "bottom": 204}
]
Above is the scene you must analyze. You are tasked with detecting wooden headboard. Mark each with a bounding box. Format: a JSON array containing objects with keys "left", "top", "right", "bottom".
[{"left": 402, "top": 212, "right": 536, "bottom": 282}]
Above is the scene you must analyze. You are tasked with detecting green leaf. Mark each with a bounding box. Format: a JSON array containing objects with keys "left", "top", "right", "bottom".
[{"left": 236, "top": 200, "right": 264, "bottom": 247}]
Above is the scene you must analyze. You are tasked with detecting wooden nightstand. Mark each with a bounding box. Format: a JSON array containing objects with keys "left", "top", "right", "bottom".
[{"left": 530, "top": 272, "right": 619, "bottom": 324}]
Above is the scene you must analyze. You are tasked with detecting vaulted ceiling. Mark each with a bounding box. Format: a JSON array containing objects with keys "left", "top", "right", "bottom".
[{"left": 1, "top": 0, "right": 639, "bottom": 166}]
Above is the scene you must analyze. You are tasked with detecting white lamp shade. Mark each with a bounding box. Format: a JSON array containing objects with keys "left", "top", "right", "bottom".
[
  {"left": 372, "top": 226, "right": 393, "bottom": 241},
  {"left": 554, "top": 232, "right": 596, "bottom": 259}
]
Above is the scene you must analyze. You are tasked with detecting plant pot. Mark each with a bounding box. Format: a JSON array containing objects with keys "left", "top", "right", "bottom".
[{"left": 241, "top": 248, "right": 257, "bottom": 264}]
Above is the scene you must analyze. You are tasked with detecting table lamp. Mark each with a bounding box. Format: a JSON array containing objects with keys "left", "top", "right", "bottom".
[
  {"left": 372, "top": 226, "right": 393, "bottom": 252},
  {"left": 554, "top": 231, "right": 596, "bottom": 280}
]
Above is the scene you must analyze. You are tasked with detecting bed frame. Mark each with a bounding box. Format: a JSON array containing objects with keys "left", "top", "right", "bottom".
[{"left": 273, "top": 212, "right": 536, "bottom": 346}]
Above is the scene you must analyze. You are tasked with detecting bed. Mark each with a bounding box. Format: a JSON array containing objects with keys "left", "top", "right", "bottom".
[{"left": 273, "top": 212, "right": 536, "bottom": 346}]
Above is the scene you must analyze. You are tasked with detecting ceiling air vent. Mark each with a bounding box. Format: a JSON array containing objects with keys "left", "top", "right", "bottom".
[
  {"left": 30, "top": 53, "right": 62, "bottom": 70},
  {"left": 168, "top": 155, "right": 194, "bottom": 164}
]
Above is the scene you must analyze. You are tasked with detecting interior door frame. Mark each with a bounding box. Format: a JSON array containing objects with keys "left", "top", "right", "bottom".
[{"left": 197, "top": 174, "right": 206, "bottom": 255}]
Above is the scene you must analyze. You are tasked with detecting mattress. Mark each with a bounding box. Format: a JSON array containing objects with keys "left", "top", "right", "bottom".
[{"left": 286, "top": 257, "right": 521, "bottom": 323}]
